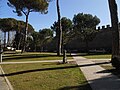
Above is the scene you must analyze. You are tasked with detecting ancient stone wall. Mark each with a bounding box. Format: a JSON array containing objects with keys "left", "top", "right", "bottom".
[{"left": 67, "top": 24, "right": 115, "bottom": 52}]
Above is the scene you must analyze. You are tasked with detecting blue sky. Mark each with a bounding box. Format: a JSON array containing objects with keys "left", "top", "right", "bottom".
[{"left": 0, "top": 0, "right": 120, "bottom": 31}]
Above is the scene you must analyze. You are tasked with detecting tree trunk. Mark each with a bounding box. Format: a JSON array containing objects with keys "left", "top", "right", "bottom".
[
  {"left": 56, "top": 0, "right": 62, "bottom": 56},
  {"left": 108, "top": 0, "right": 119, "bottom": 56},
  {"left": 7, "top": 31, "right": 10, "bottom": 46},
  {"left": 22, "top": 14, "right": 29, "bottom": 53},
  {"left": 18, "top": 37, "right": 22, "bottom": 50},
  {"left": 108, "top": 0, "right": 120, "bottom": 69},
  {"left": 4, "top": 32, "right": 6, "bottom": 48}
]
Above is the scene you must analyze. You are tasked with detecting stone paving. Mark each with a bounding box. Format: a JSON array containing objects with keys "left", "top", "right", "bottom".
[
  {"left": 0, "top": 66, "right": 10, "bottom": 90},
  {"left": 73, "top": 55, "right": 120, "bottom": 90}
]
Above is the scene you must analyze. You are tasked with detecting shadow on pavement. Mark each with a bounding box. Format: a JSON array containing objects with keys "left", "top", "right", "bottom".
[
  {"left": 58, "top": 84, "right": 92, "bottom": 90},
  {"left": 97, "top": 68, "right": 120, "bottom": 78}
]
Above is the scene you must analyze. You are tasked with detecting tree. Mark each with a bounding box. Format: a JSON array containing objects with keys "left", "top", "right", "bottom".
[
  {"left": 30, "top": 31, "right": 40, "bottom": 51},
  {"left": 39, "top": 28, "right": 53, "bottom": 38},
  {"left": 51, "top": 17, "right": 73, "bottom": 50},
  {"left": 56, "top": 0, "right": 62, "bottom": 56},
  {"left": 30, "top": 28, "right": 53, "bottom": 52},
  {"left": 0, "top": 18, "right": 17, "bottom": 48},
  {"left": 39, "top": 28, "right": 53, "bottom": 51},
  {"left": 13, "top": 20, "right": 34, "bottom": 50},
  {"left": 16, "top": 20, "right": 34, "bottom": 34},
  {"left": 8, "top": 0, "right": 49, "bottom": 52},
  {"left": 0, "top": 18, "right": 34, "bottom": 50},
  {"left": 61, "top": 17, "right": 73, "bottom": 46},
  {"left": 73, "top": 13, "right": 100, "bottom": 54},
  {"left": 108, "top": 0, "right": 120, "bottom": 69}
]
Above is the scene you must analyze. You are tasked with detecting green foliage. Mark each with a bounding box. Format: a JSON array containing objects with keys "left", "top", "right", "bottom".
[
  {"left": 13, "top": 20, "right": 34, "bottom": 50},
  {"left": 0, "top": 18, "right": 34, "bottom": 33},
  {"left": 17, "top": 20, "right": 34, "bottom": 33},
  {"left": 13, "top": 32, "right": 24, "bottom": 50},
  {"left": 7, "top": 0, "right": 49, "bottom": 16},
  {"left": 73, "top": 13, "right": 100, "bottom": 29},
  {"left": 51, "top": 17, "right": 73, "bottom": 46},
  {"left": 8, "top": 0, "right": 49, "bottom": 52},
  {"left": 61, "top": 17, "right": 73, "bottom": 32},
  {"left": 0, "top": 18, "right": 17, "bottom": 32},
  {"left": 29, "top": 29, "right": 53, "bottom": 51},
  {"left": 73, "top": 13, "right": 100, "bottom": 53},
  {"left": 39, "top": 28, "right": 53, "bottom": 39},
  {"left": 73, "top": 13, "right": 100, "bottom": 39},
  {"left": 61, "top": 17, "right": 73, "bottom": 47}
]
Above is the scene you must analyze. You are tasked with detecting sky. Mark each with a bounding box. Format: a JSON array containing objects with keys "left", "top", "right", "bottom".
[{"left": 0, "top": 0, "right": 120, "bottom": 31}]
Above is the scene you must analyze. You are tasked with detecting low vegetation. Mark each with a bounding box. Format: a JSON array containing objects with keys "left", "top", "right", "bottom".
[
  {"left": 0, "top": 52, "right": 91, "bottom": 90},
  {"left": 1, "top": 62, "right": 91, "bottom": 90}
]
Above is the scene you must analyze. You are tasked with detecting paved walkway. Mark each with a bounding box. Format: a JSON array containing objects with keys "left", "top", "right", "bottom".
[
  {"left": 72, "top": 55, "right": 120, "bottom": 90},
  {"left": 0, "top": 66, "right": 13, "bottom": 90}
]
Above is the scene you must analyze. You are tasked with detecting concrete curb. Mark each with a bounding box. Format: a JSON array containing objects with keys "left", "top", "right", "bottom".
[{"left": 0, "top": 66, "right": 14, "bottom": 90}]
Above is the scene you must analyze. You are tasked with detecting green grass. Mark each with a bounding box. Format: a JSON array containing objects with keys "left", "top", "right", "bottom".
[
  {"left": 83, "top": 54, "right": 111, "bottom": 59},
  {"left": 3, "top": 52, "right": 73, "bottom": 62},
  {"left": 1, "top": 62, "right": 91, "bottom": 90}
]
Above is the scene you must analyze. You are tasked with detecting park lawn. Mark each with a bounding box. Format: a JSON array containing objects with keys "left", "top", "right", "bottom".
[
  {"left": 83, "top": 54, "right": 111, "bottom": 59},
  {"left": 1, "top": 62, "right": 91, "bottom": 90},
  {"left": 3, "top": 52, "right": 73, "bottom": 62}
]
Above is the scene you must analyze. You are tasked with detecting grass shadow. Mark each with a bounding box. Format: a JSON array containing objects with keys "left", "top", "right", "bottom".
[
  {"left": 0, "top": 62, "right": 110, "bottom": 77},
  {"left": 3, "top": 54, "right": 65, "bottom": 61}
]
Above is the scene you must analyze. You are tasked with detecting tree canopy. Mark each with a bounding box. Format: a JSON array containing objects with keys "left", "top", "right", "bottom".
[
  {"left": 0, "top": 18, "right": 34, "bottom": 33},
  {"left": 29, "top": 28, "right": 53, "bottom": 51},
  {"left": 73, "top": 13, "right": 100, "bottom": 30},
  {"left": 7, "top": 0, "right": 49, "bottom": 16},
  {"left": 0, "top": 18, "right": 17, "bottom": 32},
  {"left": 51, "top": 17, "right": 73, "bottom": 48},
  {"left": 17, "top": 20, "right": 34, "bottom": 33},
  {"left": 73, "top": 13, "right": 100, "bottom": 53},
  {"left": 7, "top": 0, "right": 49, "bottom": 52}
]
